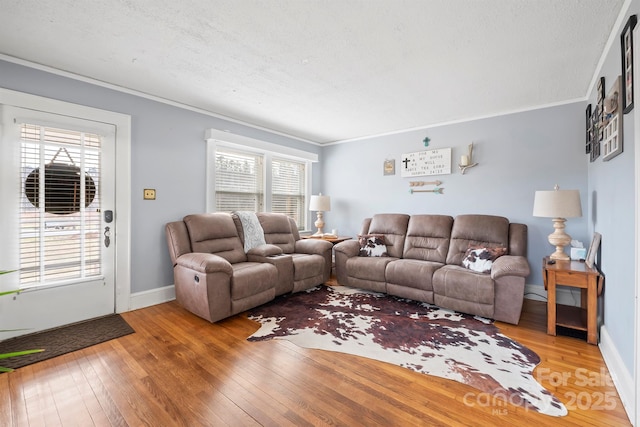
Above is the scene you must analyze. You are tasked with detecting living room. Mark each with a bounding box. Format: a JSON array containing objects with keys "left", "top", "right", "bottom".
[{"left": 0, "top": 1, "right": 637, "bottom": 425}]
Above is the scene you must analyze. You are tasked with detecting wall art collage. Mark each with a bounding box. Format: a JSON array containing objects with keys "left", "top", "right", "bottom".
[{"left": 586, "top": 14, "right": 636, "bottom": 163}]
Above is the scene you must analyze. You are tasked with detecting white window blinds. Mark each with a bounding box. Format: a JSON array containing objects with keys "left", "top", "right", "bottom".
[
  {"left": 272, "top": 157, "right": 306, "bottom": 229},
  {"left": 215, "top": 148, "right": 264, "bottom": 212},
  {"left": 19, "top": 124, "right": 102, "bottom": 287},
  {"left": 213, "top": 147, "right": 309, "bottom": 230}
]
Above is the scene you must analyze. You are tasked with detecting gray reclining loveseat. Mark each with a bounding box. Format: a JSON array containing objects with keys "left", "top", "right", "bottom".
[{"left": 165, "top": 212, "right": 332, "bottom": 322}]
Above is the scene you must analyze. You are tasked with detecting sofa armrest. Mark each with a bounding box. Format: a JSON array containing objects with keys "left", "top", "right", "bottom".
[
  {"left": 333, "top": 240, "right": 361, "bottom": 286},
  {"left": 334, "top": 240, "right": 360, "bottom": 258},
  {"left": 491, "top": 255, "right": 530, "bottom": 280},
  {"left": 175, "top": 252, "right": 233, "bottom": 276},
  {"left": 247, "top": 244, "right": 283, "bottom": 257},
  {"left": 294, "top": 238, "right": 333, "bottom": 255}
]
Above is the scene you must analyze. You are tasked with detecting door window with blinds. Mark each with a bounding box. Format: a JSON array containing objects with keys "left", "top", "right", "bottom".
[
  {"left": 214, "top": 147, "right": 308, "bottom": 230},
  {"left": 19, "top": 123, "right": 102, "bottom": 287}
]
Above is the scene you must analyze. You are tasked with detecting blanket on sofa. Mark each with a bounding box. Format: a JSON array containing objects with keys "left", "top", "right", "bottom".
[{"left": 233, "top": 211, "right": 266, "bottom": 252}]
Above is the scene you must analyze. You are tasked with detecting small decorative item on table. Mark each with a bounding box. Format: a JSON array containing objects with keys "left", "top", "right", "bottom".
[{"left": 585, "top": 232, "right": 601, "bottom": 268}]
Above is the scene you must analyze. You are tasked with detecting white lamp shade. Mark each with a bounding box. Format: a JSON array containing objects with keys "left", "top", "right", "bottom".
[
  {"left": 309, "top": 194, "right": 331, "bottom": 211},
  {"left": 533, "top": 189, "right": 582, "bottom": 218}
]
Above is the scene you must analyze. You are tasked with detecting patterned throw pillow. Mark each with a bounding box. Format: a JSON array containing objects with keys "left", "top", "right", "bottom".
[
  {"left": 462, "top": 246, "right": 507, "bottom": 273},
  {"left": 358, "top": 234, "right": 388, "bottom": 257}
]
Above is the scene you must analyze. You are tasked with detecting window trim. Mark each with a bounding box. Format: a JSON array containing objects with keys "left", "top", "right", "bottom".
[{"left": 205, "top": 129, "right": 317, "bottom": 230}]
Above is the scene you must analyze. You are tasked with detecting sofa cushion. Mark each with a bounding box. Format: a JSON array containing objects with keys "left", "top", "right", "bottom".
[
  {"left": 433, "top": 265, "right": 495, "bottom": 305},
  {"left": 230, "top": 262, "right": 277, "bottom": 300},
  {"left": 358, "top": 234, "right": 388, "bottom": 257},
  {"left": 346, "top": 256, "right": 397, "bottom": 281},
  {"left": 366, "top": 214, "right": 410, "bottom": 258},
  {"left": 432, "top": 265, "right": 495, "bottom": 318},
  {"left": 403, "top": 215, "right": 453, "bottom": 262},
  {"left": 462, "top": 246, "right": 507, "bottom": 274},
  {"left": 290, "top": 253, "right": 325, "bottom": 280},
  {"left": 184, "top": 213, "right": 247, "bottom": 264},
  {"left": 257, "top": 212, "right": 296, "bottom": 253},
  {"left": 446, "top": 215, "right": 509, "bottom": 266},
  {"left": 385, "top": 259, "right": 442, "bottom": 292}
]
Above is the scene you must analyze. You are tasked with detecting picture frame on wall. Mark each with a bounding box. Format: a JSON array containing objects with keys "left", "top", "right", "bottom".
[
  {"left": 597, "top": 76, "right": 605, "bottom": 141},
  {"left": 585, "top": 103, "right": 592, "bottom": 154},
  {"left": 383, "top": 159, "right": 395, "bottom": 176},
  {"left": 602, "top": 76, "right": 623, "bottom": 161},
  {"left": 621, "top": 14, "right": 637, "bottom": 114},
  {"left": 590, "top": 104, "right": 601, "bottom": 162}
]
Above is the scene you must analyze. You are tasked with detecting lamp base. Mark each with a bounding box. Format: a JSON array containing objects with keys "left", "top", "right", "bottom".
[
  {"left": 548, "top": 217, "right": 571, "bottom": 261},
  {"left": 314, "top": 211, "right": 325, "bottom": 235},
  {"left": 550, "top": 249, "right": 570, "bottom": 261}
]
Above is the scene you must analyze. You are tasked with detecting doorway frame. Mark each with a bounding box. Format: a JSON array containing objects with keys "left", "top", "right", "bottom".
[{"left": 0, "top": 87, "right": 131, "bottom": 313}]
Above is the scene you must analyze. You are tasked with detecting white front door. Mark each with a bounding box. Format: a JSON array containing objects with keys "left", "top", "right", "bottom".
[{"left": 0, "top": 106, "right": 116, "bottom": 338}]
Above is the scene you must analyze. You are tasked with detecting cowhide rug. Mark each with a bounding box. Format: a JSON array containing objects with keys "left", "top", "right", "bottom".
[{"left": 247, "top": 285, "right": 567, "bottom": 417}]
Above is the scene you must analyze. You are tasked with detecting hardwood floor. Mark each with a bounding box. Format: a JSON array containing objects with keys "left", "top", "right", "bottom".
[{"left": 0, "top": 281, "right": 632, "bottom": 426}]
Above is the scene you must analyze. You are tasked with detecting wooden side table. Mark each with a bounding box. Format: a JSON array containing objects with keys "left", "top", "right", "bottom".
[
  {"left": 301, "top": 235, "right": 351, "bottom": 245},
  {"left": 542, "top": 257, "right": 603, "bottom": 345}
]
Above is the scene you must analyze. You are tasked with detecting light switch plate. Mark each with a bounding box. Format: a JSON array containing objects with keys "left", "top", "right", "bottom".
[{"left": 143, "top": 189, "right": 156, "bottom": 200}]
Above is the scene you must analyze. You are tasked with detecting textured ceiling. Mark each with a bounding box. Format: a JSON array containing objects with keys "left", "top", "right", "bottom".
[{"left": 0, "top": 0, "right": 626, "bottom": 144}]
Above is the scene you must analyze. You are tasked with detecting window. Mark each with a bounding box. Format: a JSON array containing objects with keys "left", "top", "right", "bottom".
[
  {"left": 19, "top": 123, "right": 102, "bottom": 287},
  {"left": 206, "top": 129, "right": 317, "bottom": 231},
  {"left": 213, "top": 148, "right": 308, "bottom": 229},
  {"left": 215, "top": 148, "right": 264, "bottom": 212},
  {"left": 271, "top": 157, "right": 306, "bottom": 224}
]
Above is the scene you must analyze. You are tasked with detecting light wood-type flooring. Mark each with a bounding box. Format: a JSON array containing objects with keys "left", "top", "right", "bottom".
[{"left": 0, "top": 279, "right": 632, "bottom": 426}]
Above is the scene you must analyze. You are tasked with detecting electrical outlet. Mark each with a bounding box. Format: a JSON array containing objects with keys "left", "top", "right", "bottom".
[{"left": 143, "top": 189, "right": 156, "bottom": 200}]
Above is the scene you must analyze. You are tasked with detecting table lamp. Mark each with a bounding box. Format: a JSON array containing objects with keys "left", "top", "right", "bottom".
[
  {"left": 533, "top": 185, "right": 582, "bottom": 260},
  {"left": 309, "top": 193, "right": 331, "bottom": 235}
]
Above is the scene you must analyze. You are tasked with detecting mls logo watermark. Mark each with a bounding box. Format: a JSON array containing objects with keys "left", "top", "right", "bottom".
[
  {"left": 462, "top": 390, "right": 525, "bottom": 416},
  {"left": 463, "top": 367, "right": 617, "bottom": 414}
]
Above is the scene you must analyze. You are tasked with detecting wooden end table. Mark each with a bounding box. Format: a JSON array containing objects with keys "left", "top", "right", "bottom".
[
  {"left": 301, "top": 235, "right": 351, "bottom": 245},
  {"left": 542, "top": 257, "right": 603, "bottom": 345}
]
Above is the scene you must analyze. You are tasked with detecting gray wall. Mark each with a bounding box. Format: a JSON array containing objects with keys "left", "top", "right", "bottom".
[
  {"left": 584, "top": 4, "right": 638, "bottom": 374},
  {"left": 0, "top": 59, "right": 323, "bottom": 294},
  {"left": 322, "top": 103, "right": 589, "bottom": 289}
]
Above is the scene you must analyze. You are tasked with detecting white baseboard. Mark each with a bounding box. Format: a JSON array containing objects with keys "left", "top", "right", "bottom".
[
  {"left": 129, "top": 284, "right": 175, "bottom": 311},
  {"left": 524, "top": 283, "right": 580, "bottom": 306},
  {"left": 599, "top": 326, "right": 635, "bottom": 424}
]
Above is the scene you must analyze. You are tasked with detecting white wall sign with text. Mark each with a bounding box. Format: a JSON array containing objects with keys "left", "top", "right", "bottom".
[{"left": 400, "top": 148, "right": 452, "bottom": 177}]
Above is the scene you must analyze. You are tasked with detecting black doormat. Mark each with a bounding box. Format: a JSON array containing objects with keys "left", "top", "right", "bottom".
[{"left": 0, "top": 314, "right": 134, "bottom": 371}]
